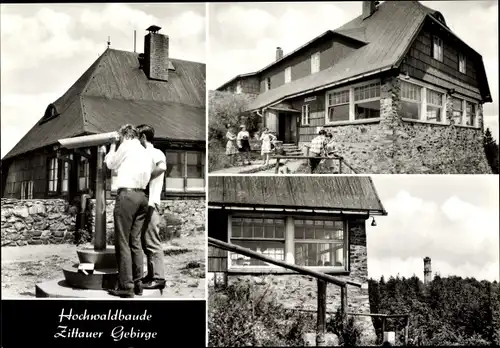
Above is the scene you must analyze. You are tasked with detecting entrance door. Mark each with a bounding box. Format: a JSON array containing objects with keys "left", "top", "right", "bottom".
[{"left": 278, "top": 113, "right": 299, "bottom": 144}]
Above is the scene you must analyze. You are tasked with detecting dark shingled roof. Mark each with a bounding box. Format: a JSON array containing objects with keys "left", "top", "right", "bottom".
[
  {"left": 3, "top": 48, "right": 206, "bottom": 160},
  {"left": 238, "top": 1, "right": 491, "bottom": 111},
  {"left": 208, "top": 176, "right": 387, "bottom": 214}
]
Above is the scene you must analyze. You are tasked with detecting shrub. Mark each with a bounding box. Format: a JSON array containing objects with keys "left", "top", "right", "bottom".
[
  {"left": 208, "top": 282, "right": 313, "bottom": 346},
  {"left": 326, "top": 308, "right": 362, "bottom": 346}
]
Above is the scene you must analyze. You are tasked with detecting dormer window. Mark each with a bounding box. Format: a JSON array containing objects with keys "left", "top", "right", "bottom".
[
  {"left": 458, "top": 53, "right": 466, "bottom": 74},
  {"left": 39, "top": 103, "right": 59, "bottom": 124},
  {"left": 432, "top": 36, "right": 443, "bottom": 62},
  {"left": 284, "top": 66, "right": 291, "bottom": 84},
  {"left": 311, "top": 52, "right": 320, "bottom": 74}
]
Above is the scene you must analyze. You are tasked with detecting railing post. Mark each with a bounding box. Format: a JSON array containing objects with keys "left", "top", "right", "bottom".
[
  {"left": 339, "top": 159, "right": 343, "bottom": 174},
  {"left": 94, "top": 145, "right": 107, "bottom": 251},
  {"left": 274, "top": 158, "right": 280, "bottom": 174},
  {"left": 316, "top": 279, "right": 327, "bottom": 347},
  {"left": 404, "top": 316, "right": 409, "bottom": 345},
  {"left": 340, "top": 285, "right": 347, "bottom": 317}
]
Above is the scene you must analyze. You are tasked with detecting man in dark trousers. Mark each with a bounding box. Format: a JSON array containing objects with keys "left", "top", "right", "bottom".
[
  {"left": 137, "top": 124, "right": 167, "bottom": 294},
  {"left": 105, "top": 124, "right": 155, "bottom": 298}
]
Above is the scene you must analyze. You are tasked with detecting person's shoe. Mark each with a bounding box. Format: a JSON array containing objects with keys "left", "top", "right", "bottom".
[
  {"left": 134, "top": 281, "right": 143, "bottom": 296},
  {"left": 143, "top": 279, "right": 166, "bottom": 295},
  {"left": 141, "top": 276, "right": 153, "bottom": 284},
  {"left": 108, "top": 288, "right": 134, "bottom": 298}
]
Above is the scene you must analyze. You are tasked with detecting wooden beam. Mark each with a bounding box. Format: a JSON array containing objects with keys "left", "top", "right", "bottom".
[
  {"left": 316, "top": 279, "right": 327, "bottom": 347},
  {"left": 74, "top": 148, "right": 93, "bottom": 160},
  {"left": 208, "top": 237, "right": 362, "bottom": 288}
]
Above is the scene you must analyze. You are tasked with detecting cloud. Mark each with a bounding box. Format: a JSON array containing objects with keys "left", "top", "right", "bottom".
[{"left": 367, "top": 188, "right": 499, "bottom": 282}]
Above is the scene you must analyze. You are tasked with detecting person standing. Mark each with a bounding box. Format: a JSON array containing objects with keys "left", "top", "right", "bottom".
[
  {"left": 105, "top": 124, "right": 155, "bottom": 298},
  {"left": 309, "top": 129, "right": 327, "bottom": 173},
  {"left": 237, "top": 125, "right": 252, "bottom": 165},
  {"left": 136, "top": 124, "right": 167, "bottom": 294},
  {"left": 225, "top": 125, "right": 238, "bottom": 166},
  {"left": 260, "top": 128, "right": 275, "bottom": 165}
]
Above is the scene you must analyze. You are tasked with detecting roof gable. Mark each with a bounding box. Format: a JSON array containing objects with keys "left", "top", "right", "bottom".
[
  {"left": 209, "top": 176, "right": 387, "bottom": 214},
  {"left": 3, "top": 48, "right": 206, "bottom": 160}
]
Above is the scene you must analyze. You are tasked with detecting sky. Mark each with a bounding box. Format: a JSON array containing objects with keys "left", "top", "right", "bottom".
[
  {"left": 208, "top": 1, "right": 499, "bottom": 140},
  {"left": 0, "top": 3, "right": 206, "bottom": 158},
  {"left": 368, "top": 175, "right": 499, "bottom": 282}
]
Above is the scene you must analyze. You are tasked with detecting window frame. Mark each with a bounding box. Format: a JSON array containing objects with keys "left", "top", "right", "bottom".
[
  {"left": 432, "top": 35, "right": 443, "bottom": 62},
  {"left": 284, "top": 66, "right": 292, "bottom": 84},
  {"left": 458, "top": 53, "right": 466, "bottom": 74},
  {"left": 165, "top": 149, "right": 205, "bottom": 194},
  {"left": 47, "top": 156, "right": 59, "bottom": 195},
  {"left": 227, "top": 212, "right": 350, "bottom": 274},
  {"left": 265, "top": 77, "right": 271, "bottom": 91},
  {"left": 77, "top": 149, "right": 91, "bottom": 193},
  {"left": 301, "top": 104, "right": 310, "bottom": 125},
  {"left": 324, "top": 78, "right": 381, "bottom": 125},
  {"left": 61, "top": 154, "right": 72, "bottom": 194},
  {"left": 311, "top": 52, "right": 320, "bottom": 74}
]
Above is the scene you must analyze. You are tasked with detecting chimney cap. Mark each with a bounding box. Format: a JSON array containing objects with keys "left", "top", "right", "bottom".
[{"left": 146, "top": 25, "right": 162, "bottom": 33}]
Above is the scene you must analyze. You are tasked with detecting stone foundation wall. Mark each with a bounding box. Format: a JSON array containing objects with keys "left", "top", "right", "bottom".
[
  {"left": 1, "top": 199, "right": 77, "bottom": 246},
  {"left": 89, "top": 199, "right": 206, "bottom": 241}
]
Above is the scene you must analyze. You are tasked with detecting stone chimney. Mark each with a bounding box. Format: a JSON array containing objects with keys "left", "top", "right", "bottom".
[
  {"left": 276, "top": 47, "right": 283, "bottom": 61},
  {"left": 362, "top": 1, "right": 378, "bottom": 20},
  {"left": 423, "top": 257, "right": 432, "bottom": 285},
  {"left": 143, "top": 25, "right": 169, "bottom": 82}
]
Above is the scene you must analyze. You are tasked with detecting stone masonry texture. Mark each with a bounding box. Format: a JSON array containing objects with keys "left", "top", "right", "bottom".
[
  {"left": 1, "top": 198, "right": 77, "bottom": 246},
  {"left": 224, "top": 219, "right": 376, "bottom": 344},
  {"left": 1, "top": 198, "right": 205, "bottom": 246}
]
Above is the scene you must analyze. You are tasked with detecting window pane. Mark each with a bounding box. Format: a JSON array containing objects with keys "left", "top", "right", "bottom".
[
  {"left": 328, "top": 104, "right": 349, "bottom": 122},
  {"left": 401, "top": 81, "right": 421, "bottom": 102},
  {"left": 355, "top": 100, "right": 380, "bottom": 120},
  {"left": 466, "top": 102, "right": 476, "bottom": 126},
  {"left": 354, "top": 83, "right": 380, "bottom": 101},
  {"left": 186, "top": 152, "right": 201, "bottom": 165},
  {"left": 165, "top": 178, "right": 184, "bottom": 191},
  {"left": 295, "top": 243, "right": 344, "bottom": 267},
  {"left": 253, "top": 218, "right": 264, "bottom": 238},
  {"left": 187, "top": 165, "right": 203, "bottom": 178},
  {"left": 186, "top": 178, "right": 205, "bottom": 191},
  {"left": 426, "top": 106, "right": 442, "bottom": 122},
  {"left": 167, "top": 152, "right": 184, "bottom": 178},
  {"left": 401, "top": 100, "right": 420, "bottom": 119},
  {"left": 230, "top": 240, "right": 285, "bottom": 266},
  {"left": 427, "top": 89, "right": 443, "bottom": 106},
  {"left": 169, "top": 164, "right": 184, "bottom": 178}
]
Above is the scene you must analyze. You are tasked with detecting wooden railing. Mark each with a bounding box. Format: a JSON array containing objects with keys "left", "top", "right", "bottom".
[{"left": 208, "top": 237, "right": 361, "bottom": 347}]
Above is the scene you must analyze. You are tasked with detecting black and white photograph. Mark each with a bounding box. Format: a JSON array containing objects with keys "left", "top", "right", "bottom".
[
  {"left": 207, "top": 175, "right": 499, "bottom": 346},
  {"left": 207, "top": 1, "right": 498, "bottom": 175},
  {"left": 1, "top": 3, "right": 206, "bottom": 299}
]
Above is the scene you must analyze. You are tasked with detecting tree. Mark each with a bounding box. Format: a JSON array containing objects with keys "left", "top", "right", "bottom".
[{"left": 483, "top": 128, "right": 499, "bottom": 174}]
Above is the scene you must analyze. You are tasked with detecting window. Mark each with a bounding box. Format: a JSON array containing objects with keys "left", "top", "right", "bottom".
[
  {"left": 354, "top": 82, "right": 381, "bottom": 120},
  {"left": 466, "top": 101, "right": 476, "bottom": 126},
  {"left": 20, "top": 181, "right": 33, "bottom": 200},
  {"left": 48, "top": 157, "right": 59, "bottom": 193},
  {"left": 230, "top": 217, "right": 285, "bottom": 266},
  {"left": 301, "top": 104, "right": 310, "bottom": 125},
  {"left": 229, "top": 215, "right": 348, "bottom": 271},
  {"left": 426, "top": 89, "right": 444, "bottom": 122},
  {"left": 236, "top": 81, "right": 242, "bottom": 94},
  {"left": 400, "top": 81, "right": 421, "bottom": 120},
  {"left": 284, "top": 67, "right": 291, "bottom": 83},
  {"left": 166, "top": 150, "right": 205, "bottom": 193},
  {"left": 265, "top": 77, "right": 271, "bottom": 91},
  {"left": 433, "top": 36, "right": 443, "bottom": 61},
  {"left": 294, "top": 219, "right": 345, "bottom": 267},
  {"left": 327, "top": 89, "right": 350, "bottom": 122},
  {"left": 311, "top": 52, "right": 320, "bottom": 74},
  {"left": 459, "top": 53, "right": 466, "bottom": 74},
  {"left": 78, "top": 149, "right": 90, "bottom": 191},
  {"left": 61, "top": 154, "right": 72, "bottom": 193},
  {"left": 451, "top": 97, "right": 463, "bottom": 125}
]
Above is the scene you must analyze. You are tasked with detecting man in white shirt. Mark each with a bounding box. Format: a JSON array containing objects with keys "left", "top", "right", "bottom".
[
  {"left": 136, "top": 124, "right": 167, "bottom": 293},
  {"left": 104, "top": 124, "right": 155, "bottom": 298}
]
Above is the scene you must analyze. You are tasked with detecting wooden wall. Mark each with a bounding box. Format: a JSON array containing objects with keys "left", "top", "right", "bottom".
[
  {"left": 401, "top": 21, "right": 481, "bottom": 99},
  {"left": 291, "top": 92, "right": 327, "bottom": 143},
  {"left": 259, "top": 35, "right": 360, "bottom": 93},
  {"left": 207, "top": 209, "right": 228, "bottom": 273}
]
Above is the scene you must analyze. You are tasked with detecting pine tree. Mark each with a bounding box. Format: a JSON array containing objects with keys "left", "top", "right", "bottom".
[{"left": 483, "top": 128, "right": 499, "bottom": 174}]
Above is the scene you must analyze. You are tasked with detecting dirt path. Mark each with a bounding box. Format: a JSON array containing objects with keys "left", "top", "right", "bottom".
[{"left": 1, "top": 234, "right": 205, "bottom": 299}]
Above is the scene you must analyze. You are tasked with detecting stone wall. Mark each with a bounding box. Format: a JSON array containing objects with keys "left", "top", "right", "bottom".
[
  {"left": 89, "top": 198, "right": 205, "bottom": 243},
  {"left": 1, "top": 198, "right": 77, "bottom": 246},
  {"left": 220, "top": 218, "right": 375, "bottom": 344}
]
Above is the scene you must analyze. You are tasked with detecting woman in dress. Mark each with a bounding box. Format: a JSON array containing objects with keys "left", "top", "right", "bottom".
[
  {"left": 237, "top": 125, "right": 251, "bottom": 165},
  {"left": 324, "top": 132, "right": 336, "bottom": 170},
  {"left": 260, "top": 128, "right": 275, "bottom": 165},
  {"left": 225, "top": 125, "right": 238, "bottom": 166}
]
